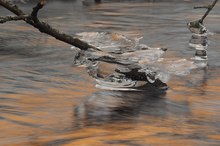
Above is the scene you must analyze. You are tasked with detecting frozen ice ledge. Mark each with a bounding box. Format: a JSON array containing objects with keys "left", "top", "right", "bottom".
[{"left": 71, "top": 32, "right": 208, "bottom": 91}]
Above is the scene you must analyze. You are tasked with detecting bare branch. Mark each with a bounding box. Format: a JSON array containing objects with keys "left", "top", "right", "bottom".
[
  {"left": 0, "top": 0, "right": 25, "bottom": 15},
  {"left": 194, "top": 6, "right": 209, "bottom": 9},
  {"left": 0, "top": 0, "right": 100, "bottom": 51},
  {"left": 31, "top": 2, "right": 44, "bottom": 19},
  {"left": 0, "top": 15, "right": 29, "bottom": 23},
  {"left": 188, "top": 0, "right": 219, "bottom": 34},
  {"left": 200, "top": 0, "right": 219, "bottom": 23}
]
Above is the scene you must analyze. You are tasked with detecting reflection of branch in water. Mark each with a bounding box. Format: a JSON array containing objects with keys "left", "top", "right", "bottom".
[
  {"left": 73, "top": 89, "right": 166, "bottom": 127},
  {"left": 186, "top": 68, "right": 208, "bottom": 95},
  {"left": 73, "top": 89, "right": 192, "bottom": 128}
]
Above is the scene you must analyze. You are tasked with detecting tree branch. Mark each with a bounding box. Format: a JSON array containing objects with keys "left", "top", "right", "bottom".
[
  {"left": 31, "top": 2, "right": 44, "bottom": 19},
  {"left": 194, "top": 6, "right": 209, "bottom": 9},
  {"left": 0, "top": 0, "right": 100, "bottom": 51},
  {"left": 194, "top": 0, "right": 219, "bottom": 23},
  {"left": 0, "top": 0, "right": 25, "bottom": 15},
  {"left": 187, "top": 0, "right": 219, "bottom": 34},
  {"left": 200, "top": 0, "right": 219, "bottom": 23},
  {"left": 0, "top": 15, "right": 29, "bottom": 23}
]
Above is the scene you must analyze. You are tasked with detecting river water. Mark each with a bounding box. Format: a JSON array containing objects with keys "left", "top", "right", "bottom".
[{"left": 1, "top": 0, "right": 220, "bottom": 145}]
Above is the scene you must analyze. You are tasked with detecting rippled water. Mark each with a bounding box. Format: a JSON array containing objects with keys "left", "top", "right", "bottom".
[{"left": 1, "top": 0, "right": 220, "bottom": 145}]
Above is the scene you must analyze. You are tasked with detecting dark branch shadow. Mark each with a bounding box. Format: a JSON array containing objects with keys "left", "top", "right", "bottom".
[{"left": 73, "top": 86, "right": 191, "bottom": 128}]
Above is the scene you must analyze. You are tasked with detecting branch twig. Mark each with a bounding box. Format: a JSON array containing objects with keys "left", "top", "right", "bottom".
[
  {"left": 0, "top": 0, "right": 100, "bottom": 51},
  {"left": 0, "top": 15, "right": 29, "bottom": 23},
  {"left": 195, "top": 0, "right": 219, "bottom": 23},
  {"left": 188, "top": 0, "right": 219, "bottom": 33},
  {"left": 194, "top": 6, "right": 209, "bottom": 9}
]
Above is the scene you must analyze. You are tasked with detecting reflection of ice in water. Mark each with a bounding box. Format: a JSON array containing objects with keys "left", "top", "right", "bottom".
[{"left": 72, "top": 32, "right": 207, "bottom": 90}]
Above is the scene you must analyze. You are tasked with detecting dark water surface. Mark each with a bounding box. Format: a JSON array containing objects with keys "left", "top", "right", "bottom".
[{"left": 1, "top": 0, "right": 220, "bottom": 145}]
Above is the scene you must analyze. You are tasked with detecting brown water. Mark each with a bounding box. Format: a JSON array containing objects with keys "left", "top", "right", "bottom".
[{"left": 1, "top": 0, "right": 220, "bottom": 145}]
